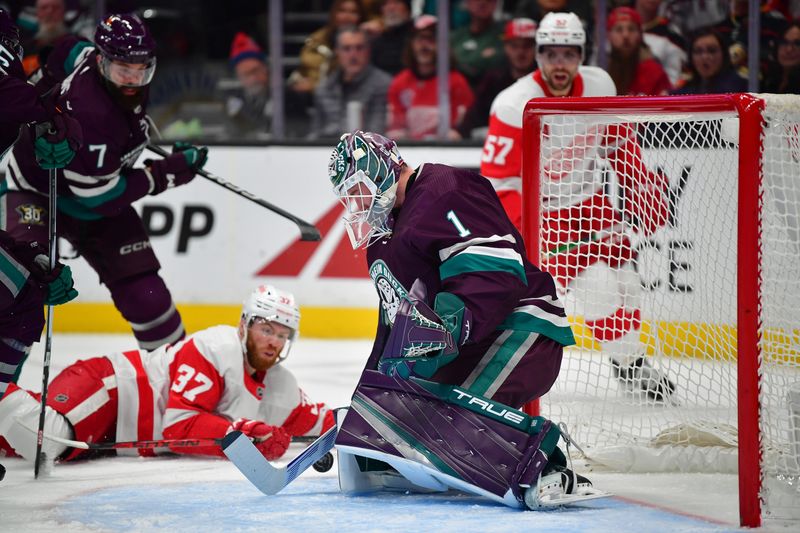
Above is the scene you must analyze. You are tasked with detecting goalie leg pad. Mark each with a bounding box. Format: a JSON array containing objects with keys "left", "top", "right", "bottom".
[{"left": 334, "top": 370, "right": 563, "bottom": 508}]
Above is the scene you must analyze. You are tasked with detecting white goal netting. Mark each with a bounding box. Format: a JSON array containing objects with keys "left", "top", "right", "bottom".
[{"left": 525, "top": 94, "right": 800, "bottom": 522}]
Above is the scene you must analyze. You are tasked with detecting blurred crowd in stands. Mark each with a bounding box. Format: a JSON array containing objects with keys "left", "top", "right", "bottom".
[{"left": 3, "top": 0, "right": 799, "bottom": 142}]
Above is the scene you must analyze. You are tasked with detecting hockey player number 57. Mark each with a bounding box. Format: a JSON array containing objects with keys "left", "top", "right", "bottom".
[
  {"left": 481, "top": 135, "right": 514, "bottom": 165},
  {"left": 171, "top": 363, "right": 213, "bottom": 402}
]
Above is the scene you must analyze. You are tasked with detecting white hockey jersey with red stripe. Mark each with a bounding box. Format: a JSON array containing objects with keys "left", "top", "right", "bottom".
[
  {"left": 480, "top": 66, "right": 670, "bottom": 287},
  {"left": 105, "top": 325, "right": 332, "bottom": 456},
  {"left": 479, "top": 67, "right": 616, "bottom": 229}
]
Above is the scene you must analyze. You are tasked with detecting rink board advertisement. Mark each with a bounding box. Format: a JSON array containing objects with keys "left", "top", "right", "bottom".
[
  {"left": 7, "top": 143, "right": 787, "bottom": 339},
  {"left": 49, "top": 144, "right": 481, "bottom": 337}
]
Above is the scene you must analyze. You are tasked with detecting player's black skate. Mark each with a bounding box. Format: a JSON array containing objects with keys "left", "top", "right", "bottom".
[{"left": 611, "top": 356, "right": 676, "bottom": 402}]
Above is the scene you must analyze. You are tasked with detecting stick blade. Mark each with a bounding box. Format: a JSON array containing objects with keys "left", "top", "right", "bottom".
[
  {"left": 284, "top": 426, "right": 337, "bottom": 485},
  {"left": 222, "top": 431, "right": 287, "bottom": 495},
  {"left": 299, "top": 224, "right": 322, "bottom": 242}
]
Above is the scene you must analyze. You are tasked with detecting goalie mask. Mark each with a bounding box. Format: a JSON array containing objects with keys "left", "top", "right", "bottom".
[
  {"left": 328, "top": 130, "right": 405, "bottom": 249},
  {"left": 240, "top": 285, "right": 300, "bottom": 364}
]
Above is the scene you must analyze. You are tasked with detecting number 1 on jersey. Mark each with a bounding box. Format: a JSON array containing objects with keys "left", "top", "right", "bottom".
[{"left": 446, "top": 210, "right": 471, "bottom": 237}]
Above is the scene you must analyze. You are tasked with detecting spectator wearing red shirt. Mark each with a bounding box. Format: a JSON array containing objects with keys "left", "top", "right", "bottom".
[
  {"left": 607, "top": 6, "right": 672, "bottom": 95},
  {"left": 386, "top": 15, "right": 475, "bottom": 140}
]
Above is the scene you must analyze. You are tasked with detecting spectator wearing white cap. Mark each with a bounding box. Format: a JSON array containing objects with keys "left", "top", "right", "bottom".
[{"left": 456, "top": 18, "right": 538, "bottom": 140}]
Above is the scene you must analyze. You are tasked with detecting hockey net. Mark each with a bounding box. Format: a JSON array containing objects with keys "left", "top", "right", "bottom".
[{"left": 521, "top": 94, "right": 800, "bottom": 527}]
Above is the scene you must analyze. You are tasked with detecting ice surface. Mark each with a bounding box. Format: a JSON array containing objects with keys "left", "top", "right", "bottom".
[{"left": 0, "top": 334, "right": 779, "bottom": 531}]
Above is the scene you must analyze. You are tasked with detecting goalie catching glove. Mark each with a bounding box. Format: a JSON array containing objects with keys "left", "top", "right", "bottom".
[
  {"left": 144, "top": 141, "right": 208, "bottom": 195},
  {"left": 378, "top": 279, "right": 472, "bottom": 379},
  {"left": 227, "top": 418, "right": 291, "bottom": 461}
]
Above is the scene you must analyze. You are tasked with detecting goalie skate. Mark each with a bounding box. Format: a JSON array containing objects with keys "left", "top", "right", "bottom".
[{"left": 523, "top": 467, "right": 611, "bottom": 510}]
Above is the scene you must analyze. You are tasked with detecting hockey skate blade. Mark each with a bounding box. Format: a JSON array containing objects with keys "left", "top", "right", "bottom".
[
  {"left": 524, "top": 473, "right": 611, "bottom": 510},
  {"left": 222, "top": 430, "right": 287, "bottom": 495},
  {"left": 533, "top": 487, "right": 611, "bottom": 508}
]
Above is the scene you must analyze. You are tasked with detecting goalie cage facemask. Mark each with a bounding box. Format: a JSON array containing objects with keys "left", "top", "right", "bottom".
[
  {"left": 240, "top": 284, "right": 301, "bottom": 362},
  {"left": 329, "top": 130, "right": 405, "bottom": 249}
]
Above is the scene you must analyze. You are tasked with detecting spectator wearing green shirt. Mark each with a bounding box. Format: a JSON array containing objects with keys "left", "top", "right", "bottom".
[{"left": 450, "top": 0, "right": 506, "bottom": 89}]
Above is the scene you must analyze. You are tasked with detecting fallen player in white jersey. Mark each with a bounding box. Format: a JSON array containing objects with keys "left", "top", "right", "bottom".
[{"left": 0, "top": 285, "right": 334, "bottom": 465}]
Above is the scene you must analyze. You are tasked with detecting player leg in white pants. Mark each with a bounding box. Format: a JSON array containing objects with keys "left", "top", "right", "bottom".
[
  {"left": 0, "top": 384, "right": 71, "bottom": 465},
  {"left": 571, "top": 260, "right": 676, "bottom": 402}
]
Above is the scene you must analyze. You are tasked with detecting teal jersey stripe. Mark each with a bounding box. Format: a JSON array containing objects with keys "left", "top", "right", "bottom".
[
  {"left": 439, "top": 252, "right": 527, "bottom": 284},
  {"left": 69, "top": 175, "right": 128, "bottom": 208},
  {"left": 0, "top": 248, "right": 29, "bottom": 296},
  {"left": 64, "top": 41, "right": 94, "bottom": 74},
  {"left": 467, "top": 330, "right": 532, "bottom": 396},
  {"left": 56, "top": 175, "right": 128, "bottom": 220},
  {"left": 56, "top": 197, "right": 103, "bottom": 220},
  {"left": 499, "top": 311, "right": 576, "bottom": 346}
]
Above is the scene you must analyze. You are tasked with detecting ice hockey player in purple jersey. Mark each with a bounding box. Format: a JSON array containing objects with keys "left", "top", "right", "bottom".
[
  {"left": 1, "top": 8, "right": 80, "bottom": 480},
  {"left": 2, "top": 14, "right": 208, "bottom": 350},
  {"left": 1, "top": 8, "right": 79, "bottom": 396},
  {"left": 0, "top": 8, "right": 82, "bottom": 167},
  {"left": 326, "top": 131, "right": 607, "bottom": 509}
]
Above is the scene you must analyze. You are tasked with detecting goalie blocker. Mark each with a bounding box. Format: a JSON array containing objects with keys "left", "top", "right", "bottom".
[{"left": 335, "top": 370, "right": 608, "bottom": 509}]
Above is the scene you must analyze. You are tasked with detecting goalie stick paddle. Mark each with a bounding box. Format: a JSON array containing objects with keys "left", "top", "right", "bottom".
[
  {"left": 145, "top": 144, "right": 321, "bottom": 242},
  {"left": 222, "top": 424, "right": 338, "bottom": 495}
]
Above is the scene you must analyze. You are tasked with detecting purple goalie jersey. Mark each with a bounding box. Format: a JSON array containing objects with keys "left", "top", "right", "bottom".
[
  {"left": 365, "top": 163, "right": 575, "bottom": 371},
  {"left": 6, "top": 38, "right": 152, "bottom": 221}
]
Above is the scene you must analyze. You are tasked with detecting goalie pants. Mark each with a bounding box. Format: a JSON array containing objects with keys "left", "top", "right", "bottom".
[
  {"left": 1, "top": 190, "right": 185, "bottom": 350},
  {"left": 425, "top": 331, "right": 563, "bottom": 410}
]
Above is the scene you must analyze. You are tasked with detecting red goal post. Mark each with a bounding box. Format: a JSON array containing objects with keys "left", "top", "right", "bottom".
[{"left": 520, "top": 94, "right": 800, "bottom": 528}]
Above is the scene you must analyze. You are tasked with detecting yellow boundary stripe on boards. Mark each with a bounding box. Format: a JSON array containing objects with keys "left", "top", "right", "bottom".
[
  {"left": 51, "top": 303, "right": 800, "bottom": 363},
  {"left": 53, "top": 303, "right": 379, "bottom": 339}
]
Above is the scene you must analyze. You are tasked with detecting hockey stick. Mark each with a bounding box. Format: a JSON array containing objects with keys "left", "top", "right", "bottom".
[
  {"left": 222, "top": 423, "right": 338, "bottom": 495},
  {"left": 34, "top": 166, "right": 58, "bottom": 479},
  {"left": 145, "top": 144, "right": 321, "bottom": 242},
  {"left": 27, "top": 427, "right": 316, "bottom": 451}
]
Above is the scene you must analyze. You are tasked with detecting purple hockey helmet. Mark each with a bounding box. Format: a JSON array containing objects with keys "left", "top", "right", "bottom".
[
  {"left": 94, "top": 13, "right": 156, "bottom": 87},
  {"left": 0, "top": 9, "right": 22, "bottom": 61},
  {"left": 328, "top": 131, "right": 405, "bottom": 249}
]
